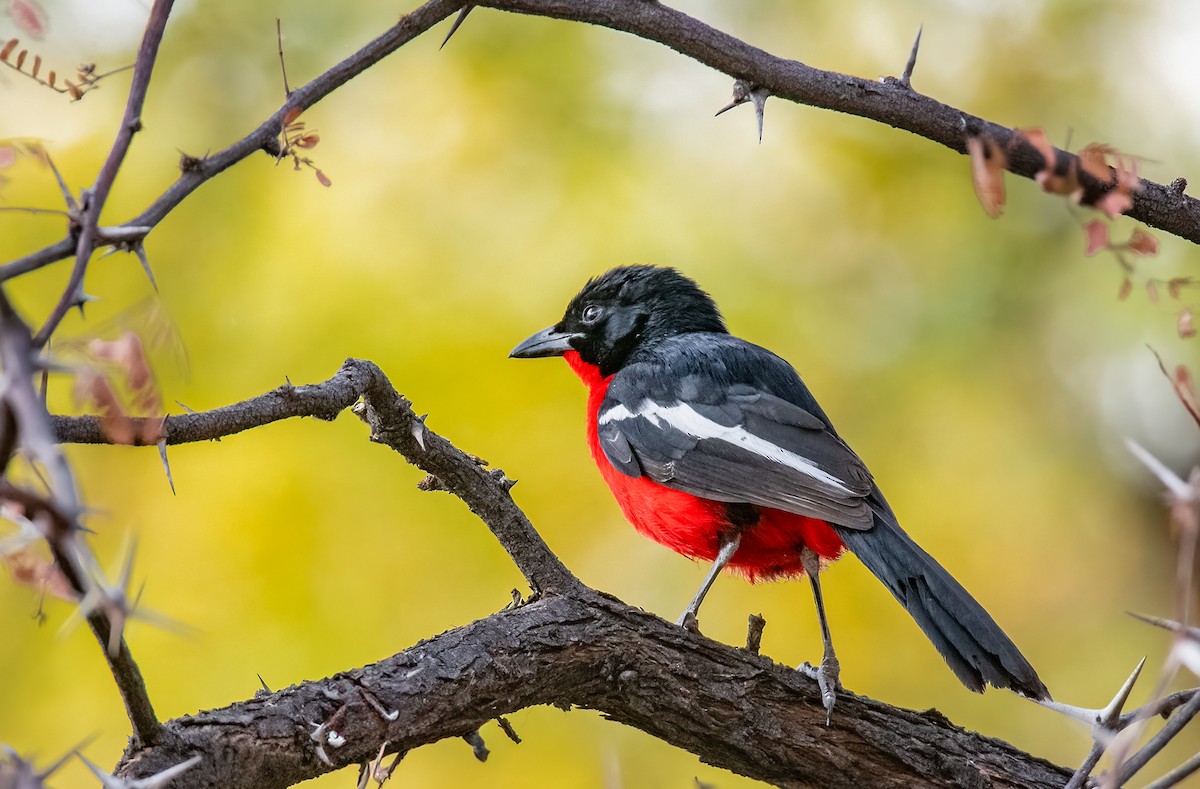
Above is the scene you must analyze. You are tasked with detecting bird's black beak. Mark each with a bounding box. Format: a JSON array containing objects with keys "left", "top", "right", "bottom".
[{"left": 510, "top": 325, "right": 578, "bottom": 358}]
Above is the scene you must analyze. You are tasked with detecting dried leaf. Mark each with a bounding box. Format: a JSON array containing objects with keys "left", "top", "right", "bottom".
[
  {"left": 967, "top": 134, "right": 1006, "bottom": 217},
  {"left": 1077, "top": 143, "right": 1117, "bottom": 182},
  {"left": 1019, "top": 128, "right": 1079, "bottom": 196},
  {"left": 1180, "top": 308, "right": 1196, "bottom": 340},
  {"left": 1096, "top": 189, "right": 1133, "bottom": 219},
  {"left": 75, "top": 370, "right": 135, "bottom": 445},
  {"left": 1145, "top": 281, "right": 1159, "bottom": 303},
  {"left": 282, "top": 106, "right": 302, "bottom": 126},
  {"left": 30, "top": 53, "right": 39, "bottom": 78},
  {"left": 0, "top": 38, "right": 17, "bottom": 60},
  {"left": 1084, "top": 221, "right": 1108, "bottom": 256},
  {"left": 295, "top": 133, "right": 319, "bottom": 149},
  {"left": 8, "top": 0, "right": 49, "bottom": 40},
  {"left": 1096, "top": 157, "right": 1141, "bottom": 218},
  {"left": 315, "top": 169, "right": 331, "bottom": 187},
  {"left": 15, "top": 48, "right": 26, "bottom": 70},
  {"left": 5, "top": 549, "right": 76, "bottom": 601},
  {"left": 1117, "top": 277, "right": 1132, "bottom": 301},
  {"left": 1127, "top": 228, "right": 1158, "bottom": 256},
  {"left": 1168, "top": 278, "right": 1188, "bottom": 300}
]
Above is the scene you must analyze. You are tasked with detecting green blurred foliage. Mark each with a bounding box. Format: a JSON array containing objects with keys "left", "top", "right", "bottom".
[{"left": 1, "top": 0, "right": 1198, "bottom": 786}]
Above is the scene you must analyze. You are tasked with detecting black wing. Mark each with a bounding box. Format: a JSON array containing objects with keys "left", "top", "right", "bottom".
[{"left": 598, "top": 334, "right": 874, "bottom": 529}]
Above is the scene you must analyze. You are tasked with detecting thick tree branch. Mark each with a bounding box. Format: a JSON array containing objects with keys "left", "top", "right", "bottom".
[
  {"left": 113, "top": 588, "right": 1073, "bottom": 789},
  {"left": 51, "top": 359, "right": 1071, "bottom": 787}
]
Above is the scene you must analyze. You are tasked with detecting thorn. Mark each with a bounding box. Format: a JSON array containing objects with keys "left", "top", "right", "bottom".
[
  {"left": 441, "top": 5, "right": 475, "bottom": 49},
  {"left": 412, "top": 414, "right": 427, "bottom": 450},
  {"left": 1037, "top": 657, "right": 1146, "bottom": 732},
  {"left": 157, "top": 440, "right": 175, "bottom": 495},
  {"left": 899, "top": 24, "right": 923, "bottom": 89},
  {"left": 131, "top": 243, "right": 157, "bottom": 292},
  {"left": 462, "top": 729, "right": 489, "bottom": 762},
  {"left": 1125, "top": 439, "right": 1191, "bottom": 498},
  {"left": 714, "top": 80, "right": 770, "bottom": 142},
  {"left": 77, "top": 752, "right": 202, "bottom": 788},
  {"left": 71, "top": 288, "right": 99, "bottom": 316},
  {"left": 496, "top": 716, "right": 521, "bottom": 744},
  {"left": 358, "top": 687, "right": 399, "bottom": 722},
  {"left": 257, "top": 673, "right": 272, "bottom": 693}
]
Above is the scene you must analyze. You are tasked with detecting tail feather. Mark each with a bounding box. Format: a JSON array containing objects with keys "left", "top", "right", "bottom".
[{"left": 835, "top": 504, "right": 1049, "bottom": 700}]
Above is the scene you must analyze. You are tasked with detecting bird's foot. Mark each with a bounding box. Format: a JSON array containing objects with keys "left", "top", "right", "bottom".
[
  {"left": 798, "top": 654, "right": 841, "bottom": 724},
  {"left": 676, "top": 609, "right": 701, "bottom": 632}
]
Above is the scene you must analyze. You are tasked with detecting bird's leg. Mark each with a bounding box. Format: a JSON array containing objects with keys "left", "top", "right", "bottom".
[
  {"left": 797, "top": 546, "right": 840, "bottom": 723},
  {"left": 676, "top": 531, "right": 742, "bottom": 630}
]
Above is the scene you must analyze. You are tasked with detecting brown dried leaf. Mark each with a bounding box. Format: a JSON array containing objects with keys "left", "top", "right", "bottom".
[
  {"left": 1118, "top": 277, "right": 1132, "bottom": 301},
  {"left": 1096, "top": 158, "right": 1141, "bottom": 218},
  {"left": 75, "top": 370, "right": 135, "bottom": 445},
  {"left": 1084, "top": 221, "right": 1108, "bottom": 256},
  {"left": 15, "top": 48, "right": 26, "bottom": 70},
  {"left": 282, "top": 106, "right": 302, "bottom": 126},
  {"left": 1168, "top": 278, "right": 1188, "bottom": 300},
  {"left": 5, "top": 549, "right": 76, "bottom": 601},
  {"left": 1180, "top": 308, "right": 1196, "bottom": 340},
  {"left": 30, "top": 53, "right": 39, "bottom": 78},
  {"left": 64, "top": 78, "right": 82, "bottom": 100},
  {"left": 90, "top": 332, "right": 160, "bottom": 414},
  {"left": 295, "top": 133, "right": 319, "bottom": 149},
  {"left": 1019, "top": 128, "right": 1078, "bottom": 196},
  {"left": 1128, "top": 228, "right": 1158, "bottom": 256},
  {"left": 1078, "top": 143, "right": 1117, "bottom": 182},
  {"left": 967, "top": 134, "right": 1006, "bottom": 218},
  {"left": 0, "top": 38, "right": 17, "bottom": 61},
  {"left": 315, "top": 169, "right": 332, "bottom": 187},
  {"left": 8, "top": 0, "right": 49, "bottom": 40}
]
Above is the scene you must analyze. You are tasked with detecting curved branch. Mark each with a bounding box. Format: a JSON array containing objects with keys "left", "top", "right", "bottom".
[
  {"left": 482, "top": 0, "right": 1200, "bottom": 243},
  {"left": 0, "top": 0, "right": 463, "bottom": 282},
  {"left": 56, "top": 358, "right": 1071, "bottom": 787},
  {"left": 114, "top": 591, "right": 1072, "bottom": 789},
  {"left": 52, "top": 358, "right": 579, "bottom": 595}
]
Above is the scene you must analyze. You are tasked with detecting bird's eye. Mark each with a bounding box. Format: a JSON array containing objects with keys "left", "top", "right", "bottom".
[{"left": 581, "top": 304, "right": 603, "bottom": 324}]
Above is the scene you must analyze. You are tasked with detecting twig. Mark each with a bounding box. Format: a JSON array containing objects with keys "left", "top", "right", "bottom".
[
  {"left": 0, "top": 0, "right": 462, "bottom": 282},
  {"left": 277, "top": 18, "right": 291, "bottom": 97},
  {"left": 1115, "top": 690, "right": 1200, "bottom": 784},
  {"left": 52, "top": 358, "right": 580, "bottom": 595},
  {"left": 32, "top": 0, "right": 177, "bottom": 347}
]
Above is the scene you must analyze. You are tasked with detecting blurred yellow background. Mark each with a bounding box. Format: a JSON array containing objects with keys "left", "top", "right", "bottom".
[{"left": 2, "top": 0, "right": 1198, "bottom": 786}]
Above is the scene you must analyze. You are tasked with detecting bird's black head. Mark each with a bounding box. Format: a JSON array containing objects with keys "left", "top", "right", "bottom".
[{"left": 510, "top": 265, "right": 727, "bottom": 375}]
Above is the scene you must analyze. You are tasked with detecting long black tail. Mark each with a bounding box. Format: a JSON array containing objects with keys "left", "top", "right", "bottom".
[{"left": 834, "top": 501, "right": 1050, "bottom": 700}]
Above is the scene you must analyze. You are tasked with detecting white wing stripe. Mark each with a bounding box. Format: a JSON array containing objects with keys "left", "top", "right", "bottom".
[{"left": 599, "top": 400, "right": 853, "bottom": 494}]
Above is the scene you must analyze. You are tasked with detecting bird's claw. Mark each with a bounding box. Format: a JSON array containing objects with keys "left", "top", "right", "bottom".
[
  {"left": 798, "top": 655, "right": 841, "bottom": 723},
  {"left": 676, "top": 610, "right": 700, "bottom": 632}
]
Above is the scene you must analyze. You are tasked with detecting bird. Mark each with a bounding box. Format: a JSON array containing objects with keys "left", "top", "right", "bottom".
[{"left": 510, "top": 265, "right": 1049, "bottom": 717}]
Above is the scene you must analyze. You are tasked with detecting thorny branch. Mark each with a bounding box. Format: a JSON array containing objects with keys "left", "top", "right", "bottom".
[
  {"left": 50, "top": 359, "right": 1200, "bottom": 787},
  {"left": 4, "top": 0, "right": 1200, "bottom": 785},
  {"left": 0, "top": 289, "right": 161, "bottom": 746},
  {"left": 32, "top": 0, "right": 176, "bottom": 347},
  {"left": 4, "top": 0, "right": 1200, "bottom": 295},
  {"left": 75, "top": 360, "right": 1071, "bottom": 789}
]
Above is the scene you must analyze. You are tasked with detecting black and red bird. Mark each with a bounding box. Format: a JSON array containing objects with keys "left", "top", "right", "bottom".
[{"left": 511, "top": 265, "right": 1048, "bottom": 714}]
